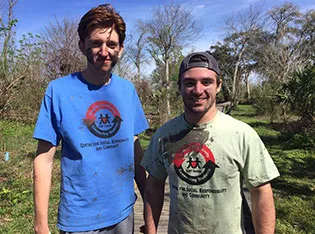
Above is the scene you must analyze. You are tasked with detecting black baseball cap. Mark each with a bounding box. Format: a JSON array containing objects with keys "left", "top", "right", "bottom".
[{"left": 179, "top": 51, "right": 220, "bottom": 78}]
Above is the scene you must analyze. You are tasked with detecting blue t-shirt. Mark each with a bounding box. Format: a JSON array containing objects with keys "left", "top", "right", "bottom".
[{"left": 34, "top": 72, "right": 148, "bottom": 231}]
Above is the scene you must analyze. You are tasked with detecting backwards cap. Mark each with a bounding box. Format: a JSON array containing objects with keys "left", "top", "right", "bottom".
[{"left": 179, "top": 51, "right": 220, "bottom": 77}]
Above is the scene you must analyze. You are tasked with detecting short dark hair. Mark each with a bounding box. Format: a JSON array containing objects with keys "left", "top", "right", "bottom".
[{"left": 77, "top": 4, "right": 126, "bottom": 45}]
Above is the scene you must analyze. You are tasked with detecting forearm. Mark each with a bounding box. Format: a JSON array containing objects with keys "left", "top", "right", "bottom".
[
  {"left": 135, "top": 166, "right": 146, "bottom": 199},
  {"left": 144, "top": 176, "right": 165, "bottom": 234},
  {"left": 251, "top": 183, "right": 276, "bottom": 234},
  {"left": 33, "top": 157, "right": 53, "bottom": 228},
  {"left": 134, "top": 136, "right": 146, "bottom": 199},
  {"left": 33, "top": 141, "right": 55, "bottom": 233},
  {"left": 145, "top": 200, "right": 163, "bottom": 234}
]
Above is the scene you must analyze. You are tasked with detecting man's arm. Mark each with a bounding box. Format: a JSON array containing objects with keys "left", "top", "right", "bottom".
[
  {"left": 250, "top": 182, "right": 276, "bottom": 234},
  {"left": 134, "top": 136, "right": 146, "bottom": 199},
  {"left": 33, "top": 140, "right": 56, "bottom": 234},
  {"left": 144, "top": 175, "right": 166, "bottom": 234}
]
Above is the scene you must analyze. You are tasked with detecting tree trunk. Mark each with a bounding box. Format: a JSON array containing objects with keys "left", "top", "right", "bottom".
[
  {"left": 165, "top": 57, "right": 171, "bottom": 119},
  {"left": 232, "top": 60, "right": 240, "bottom": 107},
  {"left": 245, "top": 73, "right": 250, "bottom": 102},
  {"left": 137, "top": 63, "right": 141, "bottom": 81},
  {"left": 232, "top": 45, "right": 246, "bottom": 108},
  {"left": 1, "top": 0, "right": 17, "bottom": 76}
]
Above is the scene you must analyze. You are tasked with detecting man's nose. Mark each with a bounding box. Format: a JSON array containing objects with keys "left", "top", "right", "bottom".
[
  {"left": 193, "top": 82, "right": 204, "bottom": 94},
  {"left": 99, "top": 44, "right": 109, "bottom": 57}
]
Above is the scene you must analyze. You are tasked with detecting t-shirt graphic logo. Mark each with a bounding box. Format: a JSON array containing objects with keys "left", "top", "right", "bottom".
[
  {"left": 84, "top": 101, "right": 122, "bottom": 138},
  {"left": 187, "top": 157, "right": 201, "bottom": 169},
  {"left": 173, "top": 142, "right": 219, "bottom": 185}
]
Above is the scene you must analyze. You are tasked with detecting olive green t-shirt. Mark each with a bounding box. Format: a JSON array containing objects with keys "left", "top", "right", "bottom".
[{"left": 141, "top": 111, "right": 279, "bottom": 234}]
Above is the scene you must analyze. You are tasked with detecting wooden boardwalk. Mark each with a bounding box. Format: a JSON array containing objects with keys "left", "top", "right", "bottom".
[
  {"left": 134, "top": 180, "right": 170, "bottom": 234},
  {"left": 216, "top": 101, "right": 231, "bottom": 113}
]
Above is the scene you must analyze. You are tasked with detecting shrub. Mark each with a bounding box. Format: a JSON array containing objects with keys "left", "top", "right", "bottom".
[
  {"left": 280, "top": 132, "right": 315, "bottom": 150},
  {"left": 251, "top": 83, "right": 283, "bottom": 121},
  {"left": 284, "top": 65, "right": 315, "bottom": 120}
]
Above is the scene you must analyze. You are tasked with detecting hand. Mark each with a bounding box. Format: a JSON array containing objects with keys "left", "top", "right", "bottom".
[{"left": 34, "top": 224, "right": 50, "bottom": 234}]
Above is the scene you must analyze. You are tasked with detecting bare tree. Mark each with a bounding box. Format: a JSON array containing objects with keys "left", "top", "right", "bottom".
[
  {"left": 223, "top": 2, "right": 265, "bottom": 108},
  {"left": 0, "top": 0, "right": 17, "bottom": 76},
  {"left": 125, "top": 20, "right": 149, "bottom": 81},
  {"left": 256, "top": 3, "right": 314, "bottom": 84},
  {"left": 41, "top": 17, "right": 85, "bottom": 80},
  {"left": 144, "top": 1, "right": 201, "bottom": 121},
  {"left": 113, "top": 49, "right": 135, "bottom": 80},
  {"left": 0, "top": 0, "right": 19, "bottom": 119}
]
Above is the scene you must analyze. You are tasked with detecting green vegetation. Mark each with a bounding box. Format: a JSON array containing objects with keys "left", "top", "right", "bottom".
[
  {"left": 284, "top": 66, "right": 315, "bottom": 121},
  {"left": 1, "top": 105, "right": 314, "bottom": 233},
  {"left": 0, "top": 120, "right": 59, "bottom": 233}
]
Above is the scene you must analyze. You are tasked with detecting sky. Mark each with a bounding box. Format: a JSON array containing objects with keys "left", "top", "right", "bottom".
[{"left": 5, "top": 0, "right": 315, "bottom": 74}]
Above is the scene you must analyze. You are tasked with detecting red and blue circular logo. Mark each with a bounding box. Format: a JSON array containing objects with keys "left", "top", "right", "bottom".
[
  {"left": 173, "top": 142, "right": 219, "bottom": 185},
  {"left": 83, "top": 101, "right": 122, "bottom": 138}
]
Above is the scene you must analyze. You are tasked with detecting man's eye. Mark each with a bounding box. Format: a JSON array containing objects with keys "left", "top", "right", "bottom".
[
  {"left": 184, "top": 82, "right": 195, "bottom": 87},
  {"left": 91, "top": 41, "right": 102, "bottom": 47},
  {"left": 107, "top": 42, "right": 118, "bottom": 49},
  {"left": 202, "top": 80, "right": 213, "bottom": 86}
]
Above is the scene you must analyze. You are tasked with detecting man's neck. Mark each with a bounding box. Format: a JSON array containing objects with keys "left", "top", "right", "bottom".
[
  {"left": 184, "top": 107, "right": 218, "bottom": 125},
  {"left": 81, "top": 69, "right": 111, "bottom": 86}
]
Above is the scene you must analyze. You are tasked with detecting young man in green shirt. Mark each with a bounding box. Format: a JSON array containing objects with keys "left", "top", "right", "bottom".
[{"left": 142, "top": 51, "right": 279, "bottom": 234}]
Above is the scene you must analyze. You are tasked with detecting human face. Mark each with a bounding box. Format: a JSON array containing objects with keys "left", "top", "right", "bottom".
[
  {"left": 79, "top": 27, "right": 124, "bottom": 73},
  {"left": 180, "top": 67, "right": 221, "bottom": 123}
]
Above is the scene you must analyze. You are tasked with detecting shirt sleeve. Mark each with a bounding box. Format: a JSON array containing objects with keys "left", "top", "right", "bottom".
[
  {"left": 33, "top": 84, "right": 61, "bottom": 146},
  {"left": 141, "top": 130, "right": 168, "bottom": 180},
  {"left": 242, "top": 126, "right": 280, "bottom": 189}
]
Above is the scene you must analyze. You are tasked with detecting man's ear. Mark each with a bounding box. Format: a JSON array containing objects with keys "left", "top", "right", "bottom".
[
  {"left": 216, "top": 78, "right": 222, "bottom": 94},
  {"left": 118, "top": 43, "right": 124, "bottom": 58},
  {"left": 78, "top": 40, "right": 86, "bottom": 55}
]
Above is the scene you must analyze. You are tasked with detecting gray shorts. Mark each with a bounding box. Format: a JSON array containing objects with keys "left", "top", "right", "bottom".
[{"left": 60, "top": 211, "right": 134, "bottom": 234}]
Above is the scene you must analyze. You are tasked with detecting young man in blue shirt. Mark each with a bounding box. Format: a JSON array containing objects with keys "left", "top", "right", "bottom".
[{"left": 33, "top": 4, "right": 148, "bottom": 234}]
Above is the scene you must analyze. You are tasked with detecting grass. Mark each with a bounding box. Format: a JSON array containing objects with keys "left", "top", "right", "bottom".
[
  {"left": 0, "top": 120, "right": 36, "bottom": 233},
  {"left": 0, "top": 104, "right": 314, "bottom": 233},
  {"left": 0, "top": 120, "right": 59, "bottom": 233}
]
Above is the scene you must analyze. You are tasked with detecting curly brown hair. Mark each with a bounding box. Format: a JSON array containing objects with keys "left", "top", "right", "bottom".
[{"left": 78, "top": 4, "right": 126, "bottom": 45}]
